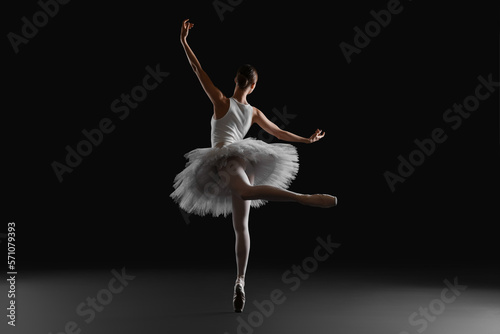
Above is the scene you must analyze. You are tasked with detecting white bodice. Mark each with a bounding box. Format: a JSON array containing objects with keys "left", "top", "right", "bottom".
[{"left": 211, "top": 97, "right": 253, "bottom": 148}]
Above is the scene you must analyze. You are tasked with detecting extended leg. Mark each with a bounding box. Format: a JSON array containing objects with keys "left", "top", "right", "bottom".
[{"left": 219, "top": 157, "right": 337, "bottom": 207}]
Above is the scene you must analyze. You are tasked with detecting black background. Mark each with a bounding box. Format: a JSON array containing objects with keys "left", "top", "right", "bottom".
[{"left": 4, "top": 0, "right": 499, "bottom": 278}]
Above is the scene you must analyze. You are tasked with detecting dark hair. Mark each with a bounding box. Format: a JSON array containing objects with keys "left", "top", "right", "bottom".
[{"left": 236, "top": 64, "right": 258, "bottom": 89}]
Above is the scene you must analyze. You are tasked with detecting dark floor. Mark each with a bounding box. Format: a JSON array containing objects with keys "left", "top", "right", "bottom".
[{"left": 2, "top": 265, "right": 500, "bottom": 334}]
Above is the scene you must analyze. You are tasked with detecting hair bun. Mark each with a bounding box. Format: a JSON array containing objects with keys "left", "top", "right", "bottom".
[
  {"left": 236, "top": 64, "right": 258, "bottom": 90},
  {"left": 237, "top": 73, "right": 249, "bottom": 89}
]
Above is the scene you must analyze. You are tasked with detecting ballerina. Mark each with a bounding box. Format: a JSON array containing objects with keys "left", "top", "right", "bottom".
[{"left": 171, "top": 19, "right": 337, "bottom": 313}]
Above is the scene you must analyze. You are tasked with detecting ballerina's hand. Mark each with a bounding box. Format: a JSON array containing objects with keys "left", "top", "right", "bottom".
[
  {"left": 180, "top": 19, "right": 194, "bottom": 42},
  {"left": 308, "top": 129, "right": 325, "bottom": 143}
]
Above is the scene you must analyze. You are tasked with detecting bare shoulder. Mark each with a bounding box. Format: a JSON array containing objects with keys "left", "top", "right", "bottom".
[
  {"left": 252, "top": 106, "right": 271, "bottom": 124},
  {"left": 251, "top": 106, "right": 261, "bottom": 123},
  {"left": 213, "top": 96, "right": 231, "bottom": 120}
]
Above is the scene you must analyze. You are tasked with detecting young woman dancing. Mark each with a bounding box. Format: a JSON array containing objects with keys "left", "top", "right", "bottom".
[{"left": 171, "top": 19, "right": 337, "bottom": 313}]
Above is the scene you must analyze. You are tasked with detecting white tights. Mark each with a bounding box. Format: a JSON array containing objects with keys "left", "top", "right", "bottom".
[{"left": 218, "top": 157, "right": 305, "bottom": 281}]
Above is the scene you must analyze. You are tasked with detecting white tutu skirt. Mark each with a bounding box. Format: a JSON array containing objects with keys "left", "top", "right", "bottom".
[{"left": 170, "top": 137, "right": 299, "bottom": 217}]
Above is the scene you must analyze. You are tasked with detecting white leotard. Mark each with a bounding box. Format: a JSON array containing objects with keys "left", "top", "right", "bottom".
[{"left": 211, "top": 97, "right": 253, "bottom": 148}]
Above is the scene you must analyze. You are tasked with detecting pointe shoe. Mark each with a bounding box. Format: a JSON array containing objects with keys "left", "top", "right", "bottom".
[
  {"left": 233, "top": 280, "right": 245, "bottom": 313},
  {"left": 301, "top": 194, "right": 337, "bottom": 208}
]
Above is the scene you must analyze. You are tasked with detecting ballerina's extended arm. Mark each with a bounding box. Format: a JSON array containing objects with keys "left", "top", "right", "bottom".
[
  {"left": 253, "top": 107, "right": 325, "bottom": 144},
  {"left": 180, "top": 19, "right": 227, "bottom": 113}
]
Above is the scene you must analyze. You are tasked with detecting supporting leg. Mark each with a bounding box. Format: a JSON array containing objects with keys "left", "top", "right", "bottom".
[
  {"left": 219, "top": 157, "right": 336, "bottom": 313},
  {"left": 232, "top": 192, "right": 251, "bottom": 280},
  {"left": 229, "top": 162, "right": 253, "bottom": 313}
]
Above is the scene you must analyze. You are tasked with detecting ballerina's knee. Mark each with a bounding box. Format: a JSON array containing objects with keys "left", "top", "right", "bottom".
[{"left": 232, "top": 185, "right": 256, "bottom": 201}]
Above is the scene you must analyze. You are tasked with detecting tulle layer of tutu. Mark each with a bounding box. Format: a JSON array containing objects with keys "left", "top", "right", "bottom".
[{"left": 170, "top": 137, "right": 299, "bottom": 218}]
